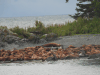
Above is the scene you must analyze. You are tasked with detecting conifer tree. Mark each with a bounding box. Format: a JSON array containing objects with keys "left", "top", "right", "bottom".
[
  {"left": 66, "top": 0, "right": 100, "bottom": 19},
  {"left": 90, "top": 0, "right": 100, "bottom": 17}
]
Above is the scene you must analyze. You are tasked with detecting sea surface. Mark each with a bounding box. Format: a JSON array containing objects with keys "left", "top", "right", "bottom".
[
  {"left": 0, "top": 15, "right": 75, "bottom": 29},
  {"left": 0, "top": 15, "right": 100, "bottom": 75},
  {"left": 0, "top": 58, "right": 100, "bottom": 75}
]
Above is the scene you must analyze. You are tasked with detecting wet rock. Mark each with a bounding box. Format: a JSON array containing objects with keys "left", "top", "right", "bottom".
[
  {"left": 46, "top": 53, "right": 58, "bottom": 61},
  {"left": 46, "top": 57, "right": 54, "bottom": 61},
  {"left": 88, "top": 54, "right": 98, "bottom": 59},
  {"left": 88, "top": 53, "right": 100, "bottom": 59},
  {"left": 52, "top": 53, "right": 58, "bottom": 60}
]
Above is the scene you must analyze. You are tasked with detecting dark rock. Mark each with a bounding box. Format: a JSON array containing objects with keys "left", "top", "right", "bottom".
[
  {"left": 64, "top": 56, "right": 71, "bottom": 59},
  {"left": 46, "top": 57, "right": 54, "bottom": 61},
  {"left": 88, "top": 53, "right": 100, "bottom": 59},
  {"left": 63, "top": 56, "right": 79, "bottom": 59},
  {"left": 52, "top": 53, "right": 58, "bottom": 60},
  {"left": 78, "top": 49, "right": 86, "bottom": 57},
  {"left": 0, "top": 42, "right": 6, "bottom": 47}
]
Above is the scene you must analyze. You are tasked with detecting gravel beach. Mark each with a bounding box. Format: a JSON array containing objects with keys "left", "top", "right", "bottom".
[{"left": 1, "top": 34, "right": 100, "bottom": 50}]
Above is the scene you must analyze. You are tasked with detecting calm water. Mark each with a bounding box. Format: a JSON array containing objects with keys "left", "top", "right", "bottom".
[
  {"left": 0, "top": 15, "right": 75, "bottom": 29},
  {"left": 0, "top": 58, "right": 100, "bottom": 75}
]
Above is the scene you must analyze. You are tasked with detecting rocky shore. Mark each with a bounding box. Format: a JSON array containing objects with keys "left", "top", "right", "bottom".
[
  {"left": 0, "top": 43, "right": 100, "bottom": 62},
  {"left": 0, "top": 27, "right": 58, "bottom": 50},
  {"left": 0, "top": 28, "right": 100, "bottom": 62}
]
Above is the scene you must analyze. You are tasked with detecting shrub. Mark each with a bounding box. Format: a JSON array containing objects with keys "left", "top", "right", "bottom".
[{"left": 10, "top": 26, "right": 30, "bottom": 39}]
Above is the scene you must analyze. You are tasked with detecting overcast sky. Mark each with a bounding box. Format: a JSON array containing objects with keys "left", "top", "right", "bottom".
[{"left": 0, "top": 0, "right": 79, "bottom": 17}]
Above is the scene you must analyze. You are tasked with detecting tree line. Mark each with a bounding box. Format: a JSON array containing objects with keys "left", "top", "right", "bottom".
[{"left": 66, "top": 0, "right": 100, "bottom": 19}]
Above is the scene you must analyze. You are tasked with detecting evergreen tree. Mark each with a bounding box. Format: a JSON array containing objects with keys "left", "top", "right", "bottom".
[
  {"left": 90, "top": 0, "right": 100, "bottom": 17},
  {"left": 66, "top": 0, "right": 100, "bottom": 19}
]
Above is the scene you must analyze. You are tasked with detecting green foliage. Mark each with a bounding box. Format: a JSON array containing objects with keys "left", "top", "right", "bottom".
[
  {"left": 27, "top": 20, "right": 46, "bottom": 34},
  {"left": 0, "top": 26, "right": 8, "bottom": 30},
  {"left": 28, "top": 36, "right": 36, "bottom": 41},
  {"left": 27, "top": 26, "right": 36, "bottom": 33},
  {"left": 40, "top": 35, "right": 46, "bottom": 39},
  {"left": 90, "top": 0, "right": 100, "bottom": 17},
  {"left": 35, "top": 20, "right": 45, "bottom": 32},
  {"left": 10, "top": 26, "right": 30, "bottom": 39},
  {"left": 43, "top": 17, "right": 100, "bottom": 36}
]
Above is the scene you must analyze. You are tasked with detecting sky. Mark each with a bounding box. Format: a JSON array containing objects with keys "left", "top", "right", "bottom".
[{"left": 0, "top": 0, "right": 79, "bottom": 17}]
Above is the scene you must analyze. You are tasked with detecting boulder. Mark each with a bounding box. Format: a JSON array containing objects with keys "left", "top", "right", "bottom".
[
  {"left": 78, "top": 49, "right": 87, "bottom": 57},
  {"left": 88, "top": 53, "right": 100, "bottom": 59},
  {"left": 4, "top": 35, "right": 20, "bottom": 44},
  {"left": 0, "top": 42, "right": 6, "bottom": 47},
  {"left": 39, "top": 39, "right": 47, "bottom": 43},
  {"left": 43, "top": 33, "right": 58, "bottom": 41},
  {"left": 28, "top": 33, "right": 40, "bottom": 43}
]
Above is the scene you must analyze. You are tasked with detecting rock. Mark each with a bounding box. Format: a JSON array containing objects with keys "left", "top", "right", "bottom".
[
  {"left": 46, "top": 52, "right": 58, "bottom": 61},
  {"left": 43, "top": 33, "right": 58, "bottom": 41},
  {"left": 4, "top": 35, "right": 20, "bottom": 44},
  {"left": 0, "top": 42, "right": 6, "bottom": 47},
  {"left": 52, "top": 53, "right": 58, "bottom": 60},
  {"left": 78, "top": 49, "right": 86, "bottom": 57},
  {"left": 39, "top": 39, "right": 47, "bottom": 43},
  {"left": 46, "top": 57, "right": 54, "bottom": 61},
  {"left": 21, "top": 38, "right": 29, "bottom": 42},
  {"left": 28, "top": 33, "right": 40, "bottom": 43},
  {"left": 88, "top": 53, "right": 100, "bottom": 59}
]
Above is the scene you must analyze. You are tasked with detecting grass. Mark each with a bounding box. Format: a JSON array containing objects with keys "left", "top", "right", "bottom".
[{"left": 0, "top": 16, "right": 100, "bottom": 40}]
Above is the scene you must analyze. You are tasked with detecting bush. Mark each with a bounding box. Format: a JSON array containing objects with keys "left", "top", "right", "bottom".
[{"left": 10, "top": 26, "right": 30, "bottom": 39}]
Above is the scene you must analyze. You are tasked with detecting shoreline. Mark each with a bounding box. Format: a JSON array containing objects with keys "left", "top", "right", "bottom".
[{"left": 0, "top": 34, "right": 100, "bottom": 62}]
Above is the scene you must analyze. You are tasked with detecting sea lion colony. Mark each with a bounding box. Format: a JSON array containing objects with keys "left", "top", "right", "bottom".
[{"left": 0, "top": 43, "right": 100, "bottom": 62}]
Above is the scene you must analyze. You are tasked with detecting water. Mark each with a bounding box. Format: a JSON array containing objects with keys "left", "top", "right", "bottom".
[
  {"left": 0, "top": 58, "right": 100, "bottom": 75},
  {"left": 0, "top": 15, "right": 75, "bottom": 29}
]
